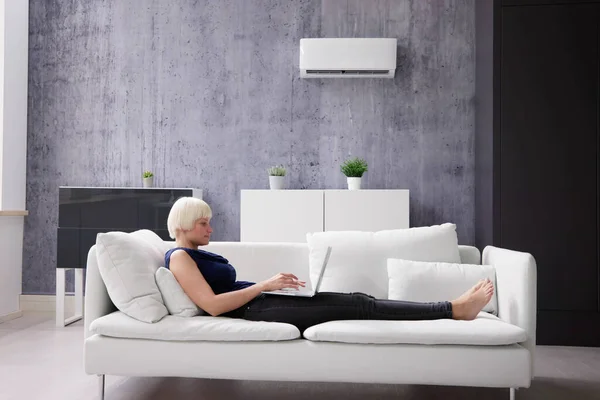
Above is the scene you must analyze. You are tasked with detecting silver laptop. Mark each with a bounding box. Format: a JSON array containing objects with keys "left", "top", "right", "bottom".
[{"left": 262, "top": 246, "right": 332, "bottom": 298}]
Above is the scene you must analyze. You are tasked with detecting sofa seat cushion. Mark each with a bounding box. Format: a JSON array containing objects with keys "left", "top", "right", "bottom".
[
  {"left": 303, "top": 312, "right": 527, "bottom": 346},
  {"left": 90, "top": 311, "right": 300, "bottom": 342}
]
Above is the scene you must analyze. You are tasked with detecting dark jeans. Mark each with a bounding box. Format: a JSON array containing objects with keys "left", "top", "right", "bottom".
[{"left": 225, "top": 292, "right": 453, "bottom": 333}]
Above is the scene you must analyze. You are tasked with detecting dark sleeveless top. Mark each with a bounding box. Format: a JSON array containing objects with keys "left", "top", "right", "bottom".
[{"left": 164, "top": 247, "right": 255, "bottom": 294}]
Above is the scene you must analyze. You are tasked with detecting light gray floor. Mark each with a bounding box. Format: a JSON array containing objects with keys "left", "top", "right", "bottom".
[{"left": 1, "top": 312, "right": 599, "bottom": 400}]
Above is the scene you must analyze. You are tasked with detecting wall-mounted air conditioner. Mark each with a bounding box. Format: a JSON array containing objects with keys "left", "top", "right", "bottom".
[{"left": 299, "top": 38, "right": 397, "bottom": 78}]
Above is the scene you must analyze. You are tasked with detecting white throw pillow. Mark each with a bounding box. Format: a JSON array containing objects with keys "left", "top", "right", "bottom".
[
  {"left": 133, "top": 229, "right": 173, "bottom": 255},
  {"left": 387, "top": 259, "right": 498, "bottom": 314},
  {"left": 306, "top": 223, "right": 461, "bottom": 299},
  {"left": 155, "top": 267, "right": 204, "bottom": 317},
  {"left": 96, "top": 231, "right": 169, "bottom": 323}
]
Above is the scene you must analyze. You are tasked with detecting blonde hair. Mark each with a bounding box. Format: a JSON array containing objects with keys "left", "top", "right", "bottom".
[{"left": 167, "top": 197, "right": 213, "bottom": 239}]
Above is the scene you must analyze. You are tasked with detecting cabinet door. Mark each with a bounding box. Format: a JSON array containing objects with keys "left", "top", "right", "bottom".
[
  {"left": 500, "top": 2, "right": 599, "bottom": 339},
  {"left": 324, "top": 190, "right": 409, "bottom": 232},
  {"left": 240, "top": 190, "right": 324, "bottom": 242}
]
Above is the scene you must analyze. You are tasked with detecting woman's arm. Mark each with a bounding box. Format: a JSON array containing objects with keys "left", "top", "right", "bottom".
[{"left": 169, "top": 250, "right": 304, "bottom": 316}]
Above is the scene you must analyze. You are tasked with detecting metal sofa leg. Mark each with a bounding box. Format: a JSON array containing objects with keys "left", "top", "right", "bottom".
[
  {"left": 98, "top": 375, "right": 105, "bottom": 400},
  {"left": 510, "top": 387, "right": 516, "bottom": 400}
]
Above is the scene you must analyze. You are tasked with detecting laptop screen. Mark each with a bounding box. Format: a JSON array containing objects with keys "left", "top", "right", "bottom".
[{"left": 313, "top": 246, "right": 332, "bottom": 293}]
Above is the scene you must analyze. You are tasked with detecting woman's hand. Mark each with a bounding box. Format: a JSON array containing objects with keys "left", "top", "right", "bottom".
[{"left": 259, "top": 273, "right": 306, "bottom": 292}]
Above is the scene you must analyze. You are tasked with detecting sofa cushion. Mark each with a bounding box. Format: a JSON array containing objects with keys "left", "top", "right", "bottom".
[
  {"left": 303, "top": 312, "right": 527, "bottom": 345},
  {"left": 134, "top": 228, "right": 173, "bottom": 255},
  {"left": 96, "top": 231, "right": 168, "bottom": 323},
  {"left": 90, "top": 311, "right": 301, "bottom": 341},
  {"left": 306, "top": 223, "right": 461, "bottom": 299},
  {"left": 155, "top": 267, "right": 204, "bottom": 317},
  {"left": 387, "top": 259, "right": 498, "bottom": 314}
]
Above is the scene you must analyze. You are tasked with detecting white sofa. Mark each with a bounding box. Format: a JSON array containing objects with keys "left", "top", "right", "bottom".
[{"left": 84, "top": 241, "right": 536, "bottom": 400}]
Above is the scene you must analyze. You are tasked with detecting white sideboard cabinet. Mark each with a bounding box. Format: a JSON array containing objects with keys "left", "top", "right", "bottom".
[{"left": 240, "top": 189, "right": 409, "bottom": 242}]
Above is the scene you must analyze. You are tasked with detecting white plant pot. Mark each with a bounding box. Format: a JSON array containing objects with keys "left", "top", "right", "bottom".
[
  {"left": 143, "top": 177, "right": 154, "bottom": 188},
  {"left": 347, "top": 177, "right": 362, "bottom": 190},
  {"left": 269, "top": 176, "right": 285, "bottom": 190}
]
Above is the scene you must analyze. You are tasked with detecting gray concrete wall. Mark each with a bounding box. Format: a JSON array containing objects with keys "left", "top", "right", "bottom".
[{"left": 25, "top": 0, "right": 475, "bottom": 294}]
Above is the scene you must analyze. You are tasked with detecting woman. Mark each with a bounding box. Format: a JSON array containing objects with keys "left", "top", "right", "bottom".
[{"left": 165, "top": 197, "right": 494, "bottom": 332}]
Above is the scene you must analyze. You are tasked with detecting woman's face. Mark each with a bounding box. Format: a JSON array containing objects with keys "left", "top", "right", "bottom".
[{"left": 185, "top": 217, "right": 213, "bottom": 246}]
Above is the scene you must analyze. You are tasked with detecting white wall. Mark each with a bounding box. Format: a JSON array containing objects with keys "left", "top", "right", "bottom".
[
  {"left": 0, "top": 0, "right": 5, "bottom": 195},
  {"left": 1, "top": 0, "right": 28, "bottom": 209},
  {"left": 0, "top": 0, "right": 29, "bottom": 318},
  {"left": 0, "top": 217, "right": 24, "bottom": 316}
]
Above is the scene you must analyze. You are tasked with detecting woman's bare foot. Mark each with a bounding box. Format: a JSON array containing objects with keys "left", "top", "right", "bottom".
[
  {"left": 451, "top": 279, "right": 494, "bottom": 321},
  {"left": 468, "top": 279, "right": 486, "bottom": 294}
]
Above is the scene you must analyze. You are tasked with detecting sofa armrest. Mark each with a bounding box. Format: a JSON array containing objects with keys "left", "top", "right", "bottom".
[
  {"left": 483, "top": 245, "right": 537, "bottom": 375},
  {"left": 84, "top": 245, "right": 117, "bottom": 340}
]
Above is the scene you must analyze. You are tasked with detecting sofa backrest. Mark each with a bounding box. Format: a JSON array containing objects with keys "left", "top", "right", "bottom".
[
  {"left": 458, "top": 245, "right": 481, "bottom": 265},
  {"left": 203, "top": 242, "right": 481, "bottom": 282},
  {"left": 202, "top": 242, "right": 312, "bottom": 284}
]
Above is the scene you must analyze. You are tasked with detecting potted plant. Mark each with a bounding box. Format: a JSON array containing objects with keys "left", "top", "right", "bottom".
[
  {"left": 340, "top": 157, "right": 368, "bottom": 190},
  {"left": 267, "top": 165, "right": 286, "bottom": 190},
  {"left": 142, "top": 171, "right": 154, "bottom": 188}
]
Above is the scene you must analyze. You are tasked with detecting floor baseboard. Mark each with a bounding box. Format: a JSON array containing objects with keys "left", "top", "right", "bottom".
[
  {"left": 20, "top": 294, "right": 85, "bottom": 313},
  {"left": 0, "top": 310, "right": 23, "bottom": 323}
]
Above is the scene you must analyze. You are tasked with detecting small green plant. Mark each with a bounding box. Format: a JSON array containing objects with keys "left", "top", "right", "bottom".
[
  {"left": 143, "top": 171, "right": 154, "bottom": 178},
  {"left": 267, "top": 165, "right": 286, "bottom": 176},
  {"left": 341, "top": 157, "right": 368, "bottom": 178}
]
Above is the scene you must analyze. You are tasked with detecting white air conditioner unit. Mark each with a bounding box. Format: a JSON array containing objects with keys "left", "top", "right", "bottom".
[{"left": 299, "top": 38, "right": 397, "bottom": 79}]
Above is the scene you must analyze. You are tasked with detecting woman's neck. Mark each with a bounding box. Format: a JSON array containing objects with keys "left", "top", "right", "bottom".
[{"left": 175, "top": 239, "right": 197, "bottom": 250}]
